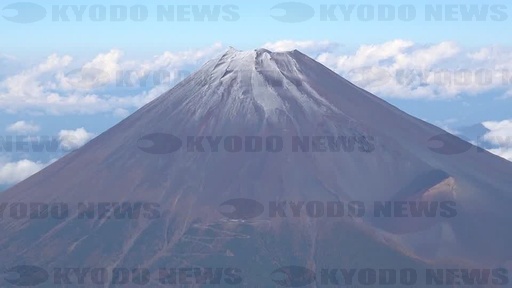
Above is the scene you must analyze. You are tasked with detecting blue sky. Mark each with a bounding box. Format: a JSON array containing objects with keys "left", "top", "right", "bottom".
[
  {"left": 1, "top": 0, "right": 512, "bottom": 188},
  {"left": 2, "top": 0, "right": 512, "bottom": 57}
]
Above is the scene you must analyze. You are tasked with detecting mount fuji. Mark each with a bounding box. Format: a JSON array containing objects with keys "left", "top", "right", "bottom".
[{"left": 1, "top": 48, "right": 511, "bottom": 287}]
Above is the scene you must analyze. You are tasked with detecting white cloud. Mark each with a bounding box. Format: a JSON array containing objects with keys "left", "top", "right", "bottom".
[
  {"left": 6, "top": 121, "right": 40, "bottom": 133},
  {"left": 467, "top": 47, "right": 495, "bottom": 61},
  {"left": 0, "top": 54, "right": 72, "bottom": 103},
  {"left": 113, "top": 108, "right": 130, "bottom": 118},
  {"left": 477, "top": 120, "right": 512, "bottom": 162},
  {"left": 263, "top": 40, "right": 339, "bottom": 54},
  {"left": 318, "top": 39, "right": 414, "bottom": 69},
  {"left": 396, "top": 42, "right": 460, "bottom": 68},
  {"left": 0, "top": 43, "right": 225, "bottom": 115},
  {"left": 0, "top": 159, "right": 52, "bottom": 185},
  {"left": 482, "top": 120, "right": 512, "bottom": 147},
  {"left": 316, "top": 40, "right": 512, "bottom": 99},
  {"left": 58, "top": 128, "right": 95, "bottom": 150},
  {"left": 143, "top": 42, "right": 224, "bottom": 70},
  {"left": 56, "top": 49, "right": 124, "bottom": 90}
]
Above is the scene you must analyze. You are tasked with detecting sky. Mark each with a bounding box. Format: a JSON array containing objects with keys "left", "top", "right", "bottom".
[{"left": 1, "top": 0, "right": 512, "bottom": 189}]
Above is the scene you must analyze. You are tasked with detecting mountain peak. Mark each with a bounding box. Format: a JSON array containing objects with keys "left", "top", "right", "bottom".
[
  {"left": 226, "top": 46, "right": 240, "bottom": 53},
  {"left": 255, "top": 47, "right": 272, "bottom": 54},
  {"left": 213, "top": 47, "right": 308, "bottom": 71},
  {"left": 220, "top": 47, "right": 302, "bottom": 59},
  {"left": 163, "top": 46, "right": 378, "bottom": 121},
  {"left": 187, "top": 46, "right": 338, "bottom": 118}
]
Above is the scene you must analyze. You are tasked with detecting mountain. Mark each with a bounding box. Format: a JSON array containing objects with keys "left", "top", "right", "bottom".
[
  {"left": 1, "top": 48, "right": 511, "bottom": 287},
  {"left": 456, "top": 123, "right": 512, "bottom": 162},
  {"left": 457, "top": 123, "right": 491, "bottom": 142}
]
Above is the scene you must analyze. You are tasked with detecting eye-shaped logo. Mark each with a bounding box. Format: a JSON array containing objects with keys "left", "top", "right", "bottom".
[
  {"left": 270, "top": 2, "right": 315, "bottom": 23},
  {"left": 137, "top": 133, "right": 183, "bottom": 155},
  {"left": 2, "top": 2, "right": 47, "bottom": 23},
  {"left": 3, "top": 265, "right": 49, "bottom": 286},
  {"left": 396, "top": 69, "right": 424, "bottom": 87},
  {"left": 271, "top": 266, "right": 316, "bottom": 287},
  {"left": 218, "top": 198, "right": 265, "bottom": 220},
  {"left": 63, "top": 67, "right": 110, "bottom": 90},
  {"left": 428, "top": 133, "right": 474, "bottom": 155}
]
